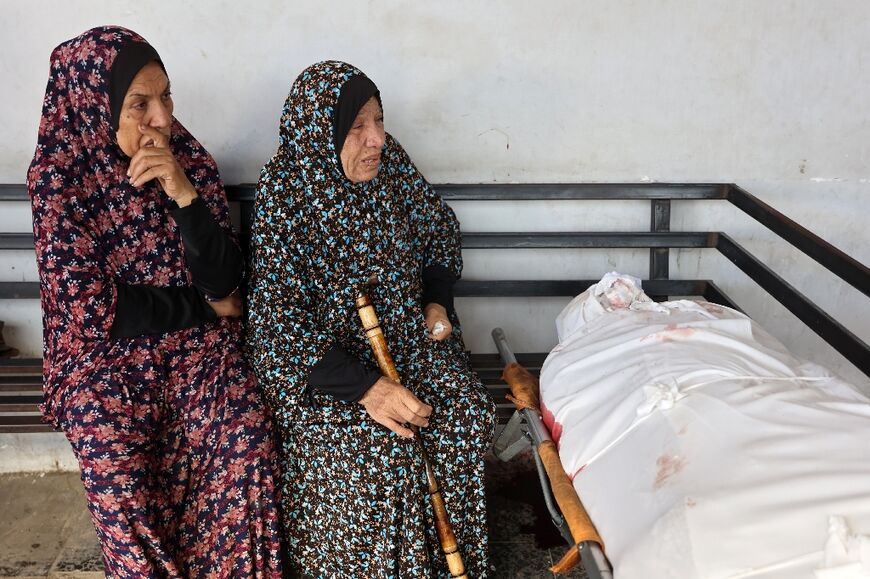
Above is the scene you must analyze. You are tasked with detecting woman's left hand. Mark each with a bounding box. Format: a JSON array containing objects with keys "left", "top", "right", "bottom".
[
  {"left": 424, "top": 303, "right": 452, "bottom": 341},
  {"left": 128, "top": 125, "right": 198, "bottom": 207},
  {"left": 206, "top": 290, "right": 242, "bottom": 318}
]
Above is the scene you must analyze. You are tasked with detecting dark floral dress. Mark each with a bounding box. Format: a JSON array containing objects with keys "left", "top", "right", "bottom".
[
  {"left": 27, "top": 26, "right": 283, "bottom": 577},
  {"left": 247, "top": 61, "right": 496, "bottom": 577}
]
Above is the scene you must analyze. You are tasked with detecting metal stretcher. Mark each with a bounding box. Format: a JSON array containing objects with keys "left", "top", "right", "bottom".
[
  {"left": 482, "top": 184, "right": 868, "bottom": 575},
  {"left": 491, "top": 327, "right": 612, "bottom": 578},
  {"left": 480, "top": 184, "right": 869, "bottom": 576}
]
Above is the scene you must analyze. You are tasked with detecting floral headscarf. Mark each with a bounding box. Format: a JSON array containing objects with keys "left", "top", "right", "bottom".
[{"left": 249, "top": 61, "right": 463, "bottom": 415}]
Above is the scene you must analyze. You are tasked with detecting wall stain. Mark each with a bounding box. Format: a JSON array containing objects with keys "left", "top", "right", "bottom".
[{"left": 477, "top": 128, "right": 511, "bottom": 151}]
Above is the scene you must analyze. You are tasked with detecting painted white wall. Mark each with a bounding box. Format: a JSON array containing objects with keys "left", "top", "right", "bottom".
[
  {"left": 0, "top": 433, "right": 78, "bottom": 473},
  {"left": 1, "top": 1, "right": 868, "bottom": 406}
]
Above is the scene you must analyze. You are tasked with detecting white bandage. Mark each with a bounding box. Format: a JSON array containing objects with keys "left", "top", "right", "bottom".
[{"left": 432, "top": 320, "right": 447, "bottom": 337}]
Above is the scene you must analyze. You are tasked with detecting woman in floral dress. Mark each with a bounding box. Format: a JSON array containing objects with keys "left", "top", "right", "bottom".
[
  {"left": 27, "top": 26, "right": 283, "bottom": 577},
  {"left": 247, "top": 61, "right": 496, "bottom": 577}
]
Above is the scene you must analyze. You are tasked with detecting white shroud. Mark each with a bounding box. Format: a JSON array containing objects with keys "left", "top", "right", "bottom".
[{"left": 540, "top": 273, "right": 870, "bottom": 579}]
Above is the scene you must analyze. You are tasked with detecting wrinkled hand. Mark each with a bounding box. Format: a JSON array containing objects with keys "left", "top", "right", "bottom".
[
  {"left": 206, "top": 291, "right": 242, "bottom": 318},
  {"left": 128, "top": 125, "right": 198, "bottom": 207},
  {"left": 424, "top": 303, "right": 453, "bottom": 341},
  {"left": 359, "top": 376, "right": 433, "bottom": 438}
]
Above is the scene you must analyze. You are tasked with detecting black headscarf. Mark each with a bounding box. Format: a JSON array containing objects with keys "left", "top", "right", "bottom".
[
  {"left": 109, "top": 40, "right": 165, "bottom": 131},
  {"left": 332, "top": 73, "right": 381, "bottom": 168}
]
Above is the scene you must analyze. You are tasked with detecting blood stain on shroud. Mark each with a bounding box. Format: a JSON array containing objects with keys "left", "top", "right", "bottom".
[
  {"left": 654, "top": 454, "right": 687, "bottom": 490},
  {"left": 642, "top": 324, "right": 697, "bottom": 343},
  {"left": 540, "top": 402, "right": 563, "bottom": 447}
]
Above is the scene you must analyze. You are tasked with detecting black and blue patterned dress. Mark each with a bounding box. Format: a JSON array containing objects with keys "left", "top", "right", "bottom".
[{"left": 247, "top": 61, "right": 495, "bottom": 577}]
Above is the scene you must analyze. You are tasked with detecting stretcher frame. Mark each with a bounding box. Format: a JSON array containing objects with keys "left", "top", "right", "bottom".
[{"left": 492, "top": 327, "right": 613, "bottom": 578}]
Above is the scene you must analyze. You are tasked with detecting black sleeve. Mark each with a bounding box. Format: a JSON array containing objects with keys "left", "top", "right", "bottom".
[
  {"left": 308, "top": 346, "right": 382, "bottom": 403},
  {"left": 109, "top": 283, "right": 217, "bottom": 339},
  {"left": 170, "top": 197, "right": 243, "bottom": 299},
  {"left": 421, "top": 264, "right": 457, "bottom": 314}
]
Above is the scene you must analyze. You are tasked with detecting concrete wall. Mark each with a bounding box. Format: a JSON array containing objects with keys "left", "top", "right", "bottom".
[{"left": 1, "top": 0, "right": 868, "bottom": 415}]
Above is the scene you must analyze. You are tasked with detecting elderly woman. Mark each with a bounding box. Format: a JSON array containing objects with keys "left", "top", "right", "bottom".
[
  {"left": 247, "top": 61, "right": 496, "bottom": 577},
  {"left": 27, "top": 26, "right": 282, "bottom": 576}
]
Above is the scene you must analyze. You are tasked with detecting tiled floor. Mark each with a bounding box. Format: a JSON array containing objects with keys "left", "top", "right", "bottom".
[{"left": 0, "top": 451, "right": 589, "bottom": 578}]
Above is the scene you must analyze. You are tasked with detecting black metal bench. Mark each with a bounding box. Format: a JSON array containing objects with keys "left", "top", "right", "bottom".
[
  {"left": 0, "top": 357, "right": 43, "bottom": 432},
  {"left": 1, "top": 182, "right": 867, "bottom": 433}
]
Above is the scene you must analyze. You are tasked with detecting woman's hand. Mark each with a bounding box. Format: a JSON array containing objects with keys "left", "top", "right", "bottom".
[
  {"left": 206, "top": 291, "right": 242, "bottom": 318},
  {"left": 128, "top": 125, "right": 198, "bottom": 207},
  {"left": 424, "top": 303, "right": 452, "bottom": 341},
  {"left": 358, "top": 376, "right": 433, "bottom": 438}
]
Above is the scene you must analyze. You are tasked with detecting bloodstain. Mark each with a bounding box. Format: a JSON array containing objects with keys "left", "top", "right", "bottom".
[
  {"left": 641, "top": 324, "right": 696, "bottom": 343},
  {"left": 654, "top": 454, "right": 687, "bottom": 489},
  {"left": 540, "top": 402, "right": 563, "bottom": 447},
  {"left": 569, "top": 463, "right": 587, "bottom": 481}
]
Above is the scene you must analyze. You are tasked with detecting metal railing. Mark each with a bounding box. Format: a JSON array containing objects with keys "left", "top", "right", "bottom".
[{"left": 1, "top": 182, "right": 867, "bottom": 376}]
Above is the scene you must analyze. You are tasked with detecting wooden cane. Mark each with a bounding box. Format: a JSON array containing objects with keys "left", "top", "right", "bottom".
[{"left": 355, "top": 281, "right": 469, "bottom": 579}]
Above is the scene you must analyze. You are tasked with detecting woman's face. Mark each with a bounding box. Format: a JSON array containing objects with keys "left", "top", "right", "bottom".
[
  {"left": 116, "top": 61, "right": 173, "bottom": 157},
  {"left": 340, "top": 97, "right": 385, "bottom": 183}
]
